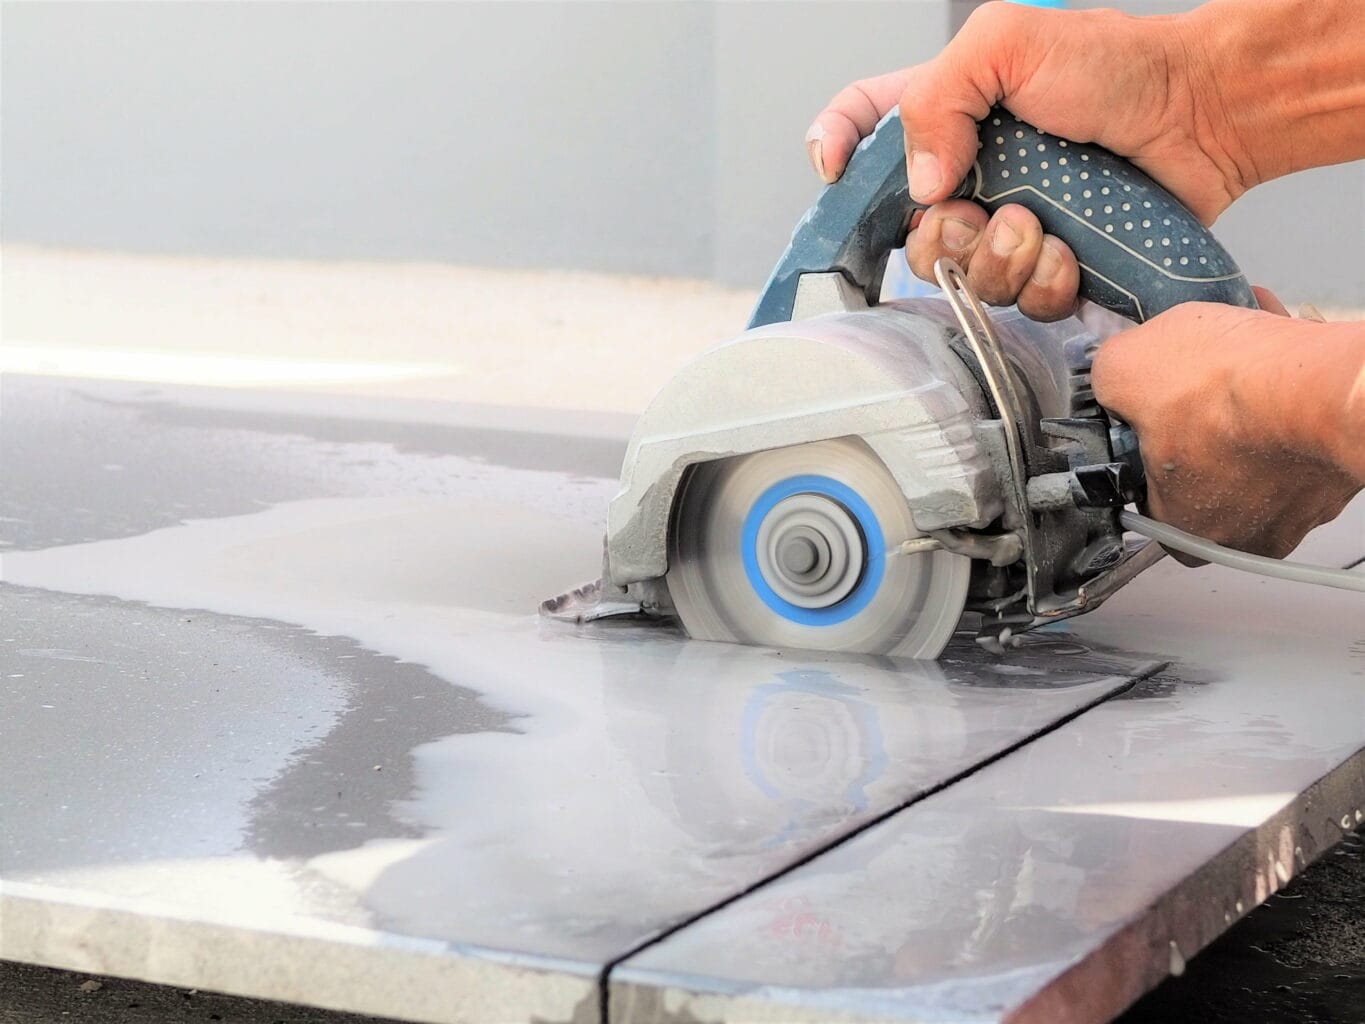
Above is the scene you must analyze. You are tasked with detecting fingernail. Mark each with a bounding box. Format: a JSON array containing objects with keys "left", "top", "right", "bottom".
[
  {"left": 991, "top": 220, "right": 1022, "bottom": 257},
  {"left": 805, "top": 122, "right": 832, "bottom": 183},
  {"left": 909, "top": 150, "right": 942, "bottom": 201},
  {"left": 1298, "top": 302, "right": 1325, "bottom": 322},
  {"left": 1031, "top": 240, "right": 1061, "bottom": 285},
  {"left": 939, "top": 218, "right": 979, "bottom": 253}
]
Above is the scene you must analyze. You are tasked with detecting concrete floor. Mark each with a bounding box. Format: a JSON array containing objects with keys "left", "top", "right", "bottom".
[
  {"left": 2, "top": 828, "right": 1360, "bottom": 1023},
  {"left": 1120, "top": 828, "right": 1365, "bottom": 1023},
  {"left": 0, "top": 245, "right": 755, "bottom": 413},
  {"left": 3, "top": 244, "right": 1360, "bottom": 415}
]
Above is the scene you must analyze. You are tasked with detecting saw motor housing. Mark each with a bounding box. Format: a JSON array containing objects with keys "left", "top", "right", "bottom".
[{"left": 601, "top": 276, "right": 1142, "bottom": 641}]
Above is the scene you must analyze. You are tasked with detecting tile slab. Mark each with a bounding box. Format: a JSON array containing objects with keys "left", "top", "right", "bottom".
[
  {"left": 613, "top": 515, "right": 1365, "bottom": 1024},
  {"left": 0, "top": 375, "right": 1160, "bottom": 1023}
]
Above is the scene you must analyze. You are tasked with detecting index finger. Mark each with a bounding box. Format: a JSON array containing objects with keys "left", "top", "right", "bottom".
[{"left": 807, "top": 70, "right": 912, "bottom": 183}]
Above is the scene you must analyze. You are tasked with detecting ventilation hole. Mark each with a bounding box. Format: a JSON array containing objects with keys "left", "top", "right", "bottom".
[
  {"left": 1020, "top": 166, "right": 1029, "bottom": 173},
  {"left": 1059, "top": 140, "right": 1068, "bottom": 147},
  {"left": 1002, "top": 169, "right": 1010, "bottom": 178},
  {"left": 1040, "top": 161, "right": 1049, "bottom": 170},
  {"left": 1063, "top": 193, "right": 1071, "bottom": 201},
  {"left": 1015, "top": 130, "right": 1025, "bottom": 139},
  {"left": 1105, "top": 224, "right": 1114, "bottom": 233},
  {"left": 1081, "top": 153, "right": 1090, "bottom": 161},
  {"left": 1143, "top": 201, "right": 1152, "bottom": 208},
  {"left": 1142, "top": 219, "right": 1151, "bottom": 228},
  {"left": 1062, "top": 175, "right": 1071, "bottom": 183},
  {"left": 1199, "top": 256, "right": 1207, "bottom": 264},
  {"left": 1042, "top": 179, "right": 1050, "bottom": 187},
  {"left": 1122, "top": 202, "right": 1131, "bottom": 211},
  {"left": 998, "top": 153, "right": 1007, "bottom": 161},
  {"left": 1101, "top": 187, "right": 1110, "bottom": 195},
  {"left": 1083, "top": 189, "right": 1092, "bottom": 198},
  {"left": 1080, "top": 171, "right": 1090, "bottom": 180},
  {"left": 1181, "top": 237, "right": 1190, "bottom": 244},
  {"left": 1144, "top": 239, "right": 1154, "bottom": 248},
  {"left": 992, "top": 117, "right": 1002, "bottom": 126},
  {"left": 1163, "top": 218, "right": 1171, "bottom": 226},
  {"left": 1036, "top": 143, "right": 1045, "bottom": 152},
  {"left": 1161, "top": 238, "right": 1170, "bottom": 246},
  {"left": 1180, "top": 256, "right": 1189, "bottom": 265},
  {"left": 1059, "top": 157, "right": 1068, "bottom": 166},
  {"left": 1084, "top": 208, "right": 1093, "bottom": 216},
  {"left": 996, "top": 136, "right": 1005, "bottom": 145},
  {"left": 1163, "top": 257, "right": 1172, "bottom": 266},
  {"left": 1102, "top": 168, "right": 1111, "bottom": 176},
  {"left": 1104, "top": 205, "right": 1113, "bottom": 214},
  {"left": 1124, "top": 221, "right": 1133, "bottom": 230},
  {"left": 1018, "top": 147, "right": 1027, "bottom": 157}
]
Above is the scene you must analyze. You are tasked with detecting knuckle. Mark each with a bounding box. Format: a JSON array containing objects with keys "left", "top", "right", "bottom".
[
  {"left": 962, "top": 0, "right": 1025, "bottom": 42},
  {"left": 831, "top": 82, "right": 866, "bottom": 112},
  {"left": 897, "top": 84, "right": 927, "bottom": 123},
  {"left": 963, "top": 1, "right": 1008, "bottom": 33},
  {"left": 904, "top": 233, "right": 935, "bottom": 277},
  {"left": 847, "top": 78, "right": 877, "bottom": 102}
]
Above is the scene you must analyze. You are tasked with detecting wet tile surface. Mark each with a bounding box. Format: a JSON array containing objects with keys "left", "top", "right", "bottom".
[
  {"left": 615, "top": 524, "right": 1365, "bottom": 1023},
  {"left": 0, "top": 376, "right": 1156, "bottom": 1022}
]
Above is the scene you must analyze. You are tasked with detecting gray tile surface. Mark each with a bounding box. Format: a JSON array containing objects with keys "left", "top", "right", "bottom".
[
  {"left": 0, "top": 375, "right": 1155, "bottom": 1023},
  {"left": 614, "top": 520, "right": 1365, "bottom": 1023}
]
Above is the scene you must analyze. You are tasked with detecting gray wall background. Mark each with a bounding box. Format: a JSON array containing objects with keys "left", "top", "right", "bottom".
[{"left": 3, "top": 1, "right": 1361, "bottom": 302}]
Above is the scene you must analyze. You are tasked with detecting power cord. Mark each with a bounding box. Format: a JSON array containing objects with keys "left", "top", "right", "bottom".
[{"left": 1120, "top": 511, "right": 1365, "bottom": 594}]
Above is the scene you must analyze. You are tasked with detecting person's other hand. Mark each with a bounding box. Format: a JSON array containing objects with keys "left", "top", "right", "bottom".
[
  {"left": 807, "top": 2, "right": 1259, "bottom": 308},
  {"left": 1092, "top": 294, "right": 1363, "bottom": 560}
]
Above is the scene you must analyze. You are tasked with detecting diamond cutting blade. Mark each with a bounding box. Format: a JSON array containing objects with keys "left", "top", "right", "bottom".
[{"left": 666, "top": 437, "right": 970, "bottom": 659}]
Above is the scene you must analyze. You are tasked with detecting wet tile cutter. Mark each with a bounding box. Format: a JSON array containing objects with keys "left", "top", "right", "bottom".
[{"left": 546, "top": 109, "right": 1363, "bottom": 658}]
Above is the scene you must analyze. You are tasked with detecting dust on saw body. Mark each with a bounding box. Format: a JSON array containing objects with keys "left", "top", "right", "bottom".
[{"left": 595, "top": 290, "right": 1146, "bottom": 659}]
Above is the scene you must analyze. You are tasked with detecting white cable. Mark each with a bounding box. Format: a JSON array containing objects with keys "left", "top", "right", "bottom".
[{"left": 1119, "top": 511, "right": 1365, "bottom": 594}]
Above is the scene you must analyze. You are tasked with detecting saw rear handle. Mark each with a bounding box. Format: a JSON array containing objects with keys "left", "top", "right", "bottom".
[{"left": 749, "top": 107, "right": 1257, "bottom": 328}]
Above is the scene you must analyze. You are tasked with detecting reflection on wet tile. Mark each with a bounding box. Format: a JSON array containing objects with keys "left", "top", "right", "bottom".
[{"left": 614, "top": 557, "right": 1365, "bottom": 1023}]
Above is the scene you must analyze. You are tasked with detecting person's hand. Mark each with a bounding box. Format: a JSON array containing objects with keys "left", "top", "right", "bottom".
[
  {"left": 1092, "top": 297, "right": 1364, "bottom": 559},
  {"left": 806, "top": 2, "right": 1257, "bottom": 313},
  {"left": 901, "top": 200, "right": 1079, "bottom": 322}
]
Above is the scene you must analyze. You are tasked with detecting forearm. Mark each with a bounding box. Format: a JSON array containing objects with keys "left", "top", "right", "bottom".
[
  {"left": 1245, "top": 318, "right": 1365, "bottom": 483},
  {"left": 1181, "top": 0, "right": 1365, "bottom": 187}
]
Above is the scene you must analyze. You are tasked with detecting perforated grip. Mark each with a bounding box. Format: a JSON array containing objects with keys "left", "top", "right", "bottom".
[
  {"left": 748, "top": 107, "right": 1256, "bottom": 328},
  {"left": 972, "top": 109, "right": 1255, "bottom": 321}
]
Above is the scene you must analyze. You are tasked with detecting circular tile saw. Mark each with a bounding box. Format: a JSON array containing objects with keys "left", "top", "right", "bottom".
[{"left": 544, "top": 107, "right": 1283, "bottom": 659}]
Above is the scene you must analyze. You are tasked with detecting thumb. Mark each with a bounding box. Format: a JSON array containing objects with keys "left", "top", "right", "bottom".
[
  {"left": 1089, "top": 317, "right": 1161, "bottom": 424},
  {"left": 898, "top": 2, "right": 1040, "bottom": 203}
]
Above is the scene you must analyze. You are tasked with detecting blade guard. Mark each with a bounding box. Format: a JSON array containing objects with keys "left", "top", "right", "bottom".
[{"left": 603, "top": 307, "right": 1004, "bottom": 590}]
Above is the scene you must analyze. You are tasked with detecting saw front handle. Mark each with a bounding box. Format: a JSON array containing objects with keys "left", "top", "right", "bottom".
[{"left": 749, "top": 106, "right": 1257, "bottom": 328}]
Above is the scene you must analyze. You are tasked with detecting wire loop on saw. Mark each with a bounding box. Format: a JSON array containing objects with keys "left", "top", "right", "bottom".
[{"left": 933, "top": 258, "right": 1039, "bottom": 605}]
